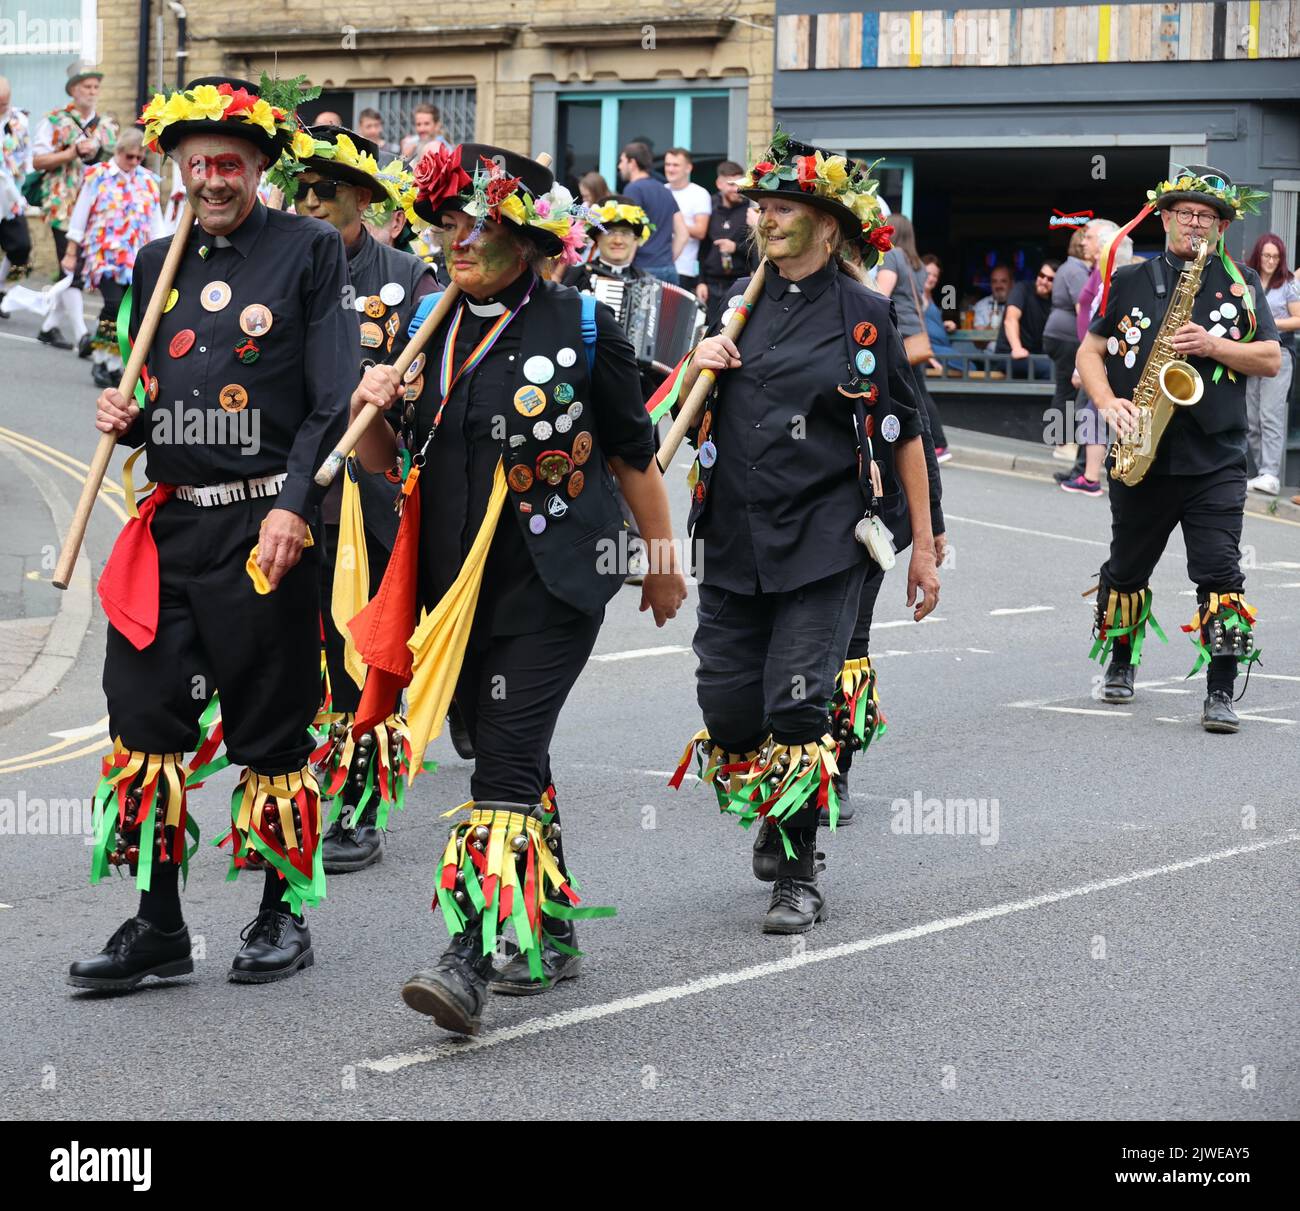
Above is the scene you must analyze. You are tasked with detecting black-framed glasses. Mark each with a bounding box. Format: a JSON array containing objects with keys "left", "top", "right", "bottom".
[{"left": 1170, "top": 208, "right": 1217, "bottom": 228}]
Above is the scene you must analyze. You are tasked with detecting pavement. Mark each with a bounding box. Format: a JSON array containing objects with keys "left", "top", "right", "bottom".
[{"left": 0, "top": 307, "right": 1297, "bottom": 1121}]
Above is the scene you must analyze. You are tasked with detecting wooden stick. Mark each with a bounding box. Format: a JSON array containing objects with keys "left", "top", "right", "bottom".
[
  {"left": 53, "top": 202, "right": 196, "bottom": 590},
  {"left": 655, "top": 260, "right": 767, "bottom": 472},
  {"left": 315, "top": 152, "right": 554, "bottom": 488}
]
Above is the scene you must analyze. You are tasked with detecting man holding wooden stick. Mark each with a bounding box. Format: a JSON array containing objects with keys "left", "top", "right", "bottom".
[
  {"left": 667, "top": 134, "right": 940, "bottom": 936},
  {"left": 68, "top": 76, "right": 355, "bottom": 992}
]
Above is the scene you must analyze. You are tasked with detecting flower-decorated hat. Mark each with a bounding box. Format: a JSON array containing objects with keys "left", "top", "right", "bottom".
[
  {"left": 739, "top": 129, "right": 883, "bottom": 243},
  {"left": 140, "top": 73, "right": 312, "bottom": 161},
  {"left": 410, "top": 142, "right": 589, "bottom": 263},
  {"left": 584, "top": 195, "right": 652, "bottom": 242},
  {"left": 1148, "top": 164, "right": 1267, "bottom": 223},
  {"left": 272, "top": 124, "right": 414, "bottom": 218}
]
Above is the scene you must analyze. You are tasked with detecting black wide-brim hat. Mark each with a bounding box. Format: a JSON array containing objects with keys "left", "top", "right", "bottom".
[
  {"left": 1154, "top": 164, "right": 1237, "bottom": 221},
  {"left": 739, "top": 136, "right": 862, "bottom": 240},
  {"left": 300, "top": 124, "right": 386, "bottom": 198},
  {"left": 157, "top": 76, "right": 290, "bottom": 162},
  {"left": 414, "top": 142, "right": 562, "bottom": 256}
]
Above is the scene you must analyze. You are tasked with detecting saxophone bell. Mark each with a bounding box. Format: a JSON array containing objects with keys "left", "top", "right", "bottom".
[{"left": 1159, "top": 359, "right": 1204, "bottom": 408}]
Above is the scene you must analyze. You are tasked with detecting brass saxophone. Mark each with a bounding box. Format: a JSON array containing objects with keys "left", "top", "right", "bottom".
[{"left": 1110, "top": 238, "right": 1211, "bottom": 486}]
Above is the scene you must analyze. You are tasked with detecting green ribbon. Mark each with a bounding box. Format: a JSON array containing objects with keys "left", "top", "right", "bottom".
[{"left": 115, "top": 285, "right": 147, "bottom": 409}]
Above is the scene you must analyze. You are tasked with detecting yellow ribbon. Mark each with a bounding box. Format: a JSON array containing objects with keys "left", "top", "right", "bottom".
[
  {"left": 121, "top": 446, "right": 153, "bottom": 520},
  {"left": 405, "top": 459, "right": 509, "bottom": 777},
  {"left": 245, "top": 525, "right": 315, "bottom": 595},
  {"left": 330, "top": 463, "right": 369, "bottom": 689}
]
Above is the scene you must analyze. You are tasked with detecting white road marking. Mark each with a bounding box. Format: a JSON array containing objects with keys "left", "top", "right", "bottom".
[
  {"left": 1274, "top": 582, "right": 1300, "bottom": 589},
  {"left": 1147, "top": 687, "right": 1193, "bottom": 695},
  {"left": 989, "top": 605, "right": 1054, "bottom": 616},
  {"left": 872, "top": 616, "right": 944, "bottom": 629},
  {"left": 873, "top": 646, "right": 993, "bottom": 659},
  {"left": 49, "top": 719, "right": 111, "bottom": 741},
  {"left": 944, "top": 514, "right": 1108, "bottom": 548},
  {"left": 1256, "top": 673, "right": 1300, "bottom": 682},
  {"left": 588, "top": 645, "right": 692, "bottom": 662},
  {"left": 1035, "top": 705, "right": 1130, "bottom": 717},
  {"left": 1235, "top": 714, "right": 1297, "bottom": 725},
  {"left": 360, "top": 832, "right": 1300, "bottom": 1074},
  {"left": 0, "top": 330, "right": 37, "bottom": 344}
]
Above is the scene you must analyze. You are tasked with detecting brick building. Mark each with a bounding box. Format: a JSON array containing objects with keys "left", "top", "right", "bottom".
[{"left": 77, "top": 2, "right": 775, "bottom": 192}]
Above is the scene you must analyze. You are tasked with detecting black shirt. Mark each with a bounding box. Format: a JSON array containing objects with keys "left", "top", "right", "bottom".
[
  {"left": 698, "top": 261, "right": 921, "bottom": 595},
  {"left": 411, "top": 269, "right": 653, "bottom": 636},
  {"left": 1089, "top": 252, "right": 1279, "bottom": 477},
  {"left": 995, "top": 280, "right": 1051, "bottom": 354},
  {"left": 126, "top": 203, "right": 355, "bottom": 519},
  {"left": 698, "top": 196, "right": 756, "bottom": 283}
]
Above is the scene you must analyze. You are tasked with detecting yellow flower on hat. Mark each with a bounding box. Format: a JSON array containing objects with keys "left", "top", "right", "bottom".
[
  {"left": 333, "top": 133, "right": 360, "bottom": 162},
  {"left": 499, "top": 193, "right": 527, "bottom": 225},
  {"left": 244, "top": 98, "right": 277, "bottom": 137},
  {"left": 162, "top": 92, "right": 192, "bottom": 127},
  {"left": 818, "top": 155, "right": 849, "bottom": 193},
  {"left": 291, "top": 131, "right": 317, "bottom": 160},
  {"left": 187, "top": 84, "right": 230, "bottom": 122},
  {"left": 531, "top": 215, "right": 571, "bottom": 238},
  {"left": 849, "top": 191, "right": 880, "bottom": 221}
]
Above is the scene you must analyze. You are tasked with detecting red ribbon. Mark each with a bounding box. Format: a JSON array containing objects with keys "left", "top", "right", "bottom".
[{"left": 97, "top": 484, "right": 176, "bottom": 650}]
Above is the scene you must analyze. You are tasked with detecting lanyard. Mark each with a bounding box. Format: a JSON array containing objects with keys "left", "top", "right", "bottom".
[{"left": 413, "top": 278, "right": 535, "bottom": 466}]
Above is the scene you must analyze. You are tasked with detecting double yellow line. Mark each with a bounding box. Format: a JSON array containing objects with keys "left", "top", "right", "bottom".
[{"left": 0, "top": 424, "right": 123, "bottom": 772}]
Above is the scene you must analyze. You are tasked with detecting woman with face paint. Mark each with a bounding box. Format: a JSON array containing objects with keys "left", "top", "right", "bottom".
[
  {"left": 348, "top": 143, "right": 687, "bottom": 1035},
  {"left": 663, "top": 133, "right": 939, "bottom": 936}
]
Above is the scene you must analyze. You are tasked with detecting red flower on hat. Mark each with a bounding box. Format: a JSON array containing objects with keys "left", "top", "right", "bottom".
[
  {"left": 795, "top": 155, "right": 818, "bottom": 191},
  {"left": 753, "top": 160, "right": 775, "bottom": 177},
  {"left": 485, "top": 171, "right": 523, "bottom": 213},
  {"left": 868, "top": 225, "right": 894, "bottom": 252},
  {"left": 216, "top": 83, "right": 257, "bottom": 115},
  {"left": 413, "top": 143, "right": 472, "bottom": 209}
]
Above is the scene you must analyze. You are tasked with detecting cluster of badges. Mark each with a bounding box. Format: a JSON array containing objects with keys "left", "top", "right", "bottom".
[
  {"left": 354, "top": 283, "right": 408, "bottom": 353},
  {"left": 838, "top": 318, "right": 882, "bottom": 401},
  {"left": 506, "top": 358, "right": 592, "bottom": 531},
  {"left": 1106, "top": 306, "right": 1151, "bottom": 370},
  {"left": 1207, "top": 298, "right": 1242, "bottom": 341}
]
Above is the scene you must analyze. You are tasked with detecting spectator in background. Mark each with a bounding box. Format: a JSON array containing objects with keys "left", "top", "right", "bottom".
[
  {"left": 1060, "top": 232, "right": 1132, "bottom": 496},
  {"left": 663, "top": 146, "right": 711, "bottom": 294},
  {"left": 1042, "top": 223, "right": 1105, "bottom": 460},
  {"left": 357, "top": 108, "right": 401, "bottom": 161},
  {"left": 314, "top": 110, "right": 343, "bottom": 127},
  {"left": 617, "top": 140, "right": 685, "bottom": 285},
  {"left": 973, "top": 264, "right": 1013, "bottom": 349},
  {"left": 401, "top": 103, "right": 447, "bottom": 163},
  {"left": 696, "top": 159, "right": 755, "bottom": 328},
  {"left": 1245, "top": 234, "right": 1300, "bottom": 496},
  {"left": 32, "top": 63, "right": 116, "bottom": 349},
  {"left": 578, "top": 171, "right": 611, "bottom": 206},
  {"left": 921, "top": 254, "right": 965, "bottom": 376},
  {"left": 876, "top": 213, "right": 949, "bottom": 459},
  {"left": 996, "top": 261, "right": 1055, "bottom": 368},
  {"left": 61, "top": 127, "right": 164, "bottom": 387},
  {"left": 0, "top": 76, "right": 33, "bottom": 302}
]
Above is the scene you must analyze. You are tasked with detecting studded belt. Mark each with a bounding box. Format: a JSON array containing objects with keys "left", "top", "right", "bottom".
[{"left": 174, "top": 472, "right": 288, "bottom": 507}]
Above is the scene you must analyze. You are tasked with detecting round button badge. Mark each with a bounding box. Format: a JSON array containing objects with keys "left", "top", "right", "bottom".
[
  {"left": 200, "top": 281, "right": 231, "bottom": 312},
  {"left": 555, "top": 414, "right": 573, "bottom": 434},
  {"left": 533, "top": 420, "right": 553, "bottom": 441},
  {"left": 169, "top": 329, "right": 196, "bottom": 359},
  {"left": 545, "top": 493, "right": 569, "bottom": 519},
  {"left": 567, "top": 401, "right": 583, "bottom": 421},
  {"left": 698, "top": 440, "right": 717, "bottom": 469},
  {"left": 523, "top": 355, "right": 555, "bottom": 385},
  {"left": 239, "top": 304, "right": 273, "bottom": 337},
  {"left": 567, "top": 470, "right": 585, "bottom": 498},
  {"left": 508, "top": 464, "right": 534, "bottom": 492},
  {"left": 514, "top": 384, "right": 547, "bottom": 418},
  {"left": 553, "top": 382, "right": 574, "bottom": 405},
  {"left": 556, "top": 347, "right": 577, "bottom": 368},
  {"left": 404, "top": 353, "right": 426, "bottom": 383},
  {"left": 571, "top": 432, "right": 593, "bottom": 466},
  {"left": 853, "top": 321, "right": 877, "bottom": 347},
  {"left": 380, "top": 282, "right": 405, "bottom": 307},
  {"left": 854, "top": 348, "right": 876, "bottom": 376},
  {"left": 1106, "top": 336, "right": 1119, "bottom": 356},
  {"left": 163, "top": 289, "right": 179, "bottom": 313},
  {"left": 218, "top": 384, "right": 249, "bottom": 413},
  {"left": 881, "top": 414, "right": 900, "bottom": 443},
  {"left": 364, "top": 295, "right": 386, "bottom": 318},
  {"left": 529, "top": 514, "right": 547, "bottom": 535}
]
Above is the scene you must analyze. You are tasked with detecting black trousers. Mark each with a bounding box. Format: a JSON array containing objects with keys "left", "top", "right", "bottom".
[
  {"left": 455, "top": 611, "right": 602, "bottom": 805},
  {"left": 906, "top": 361, "right": 947, "bottom": 448},
  {"left": 0, "top": 214, "right": 31, "bottom": 269},
  {"left": 694, "top": 563, "right": 868, "bottom": 751},
  {"left": 1100, "top": 464, "right": 1246, "bottom": 595},
  {"left": 104, "top": 494, "right": 323, "bottom": 772},
  {"left": 320, "top": 520, "right": 390, "bottom": 715},
  {"left": 847, "top": 562, "right": 887, "bottom": 660},
  {"left": 1043, "top": 335, "right": 1081, "bottom": 434}
]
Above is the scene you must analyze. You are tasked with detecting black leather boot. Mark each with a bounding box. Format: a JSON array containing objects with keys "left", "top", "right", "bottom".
[
  {"left": 402, "top": 920, "right": 496, "bottom": 1035},
  {"left": 228, "top": 909, "right": 314, "bottom": 983},
  {"left": 68, "top": 917, "right": 193, "bottom": 991},
  {"left": 763, "top": 829, "right": 827, "bottom": 935},
  {"left": 1102, "top": 661, "right": 1135, "bottom": 703},
  {"left": 819, "top": 770, "right": 854, "bottom": 827},
  {"left": 490, "top": 912, "right": 580, "bottom": 995},
  {"left": 752, "top": 817, "right": 783, "bottom": 882},
  {"left": 1201, "top": 690, "right": 1240, "bottom": 734},
  {"left": 322, "top": 800, "right": 384, "bottom": 873}
]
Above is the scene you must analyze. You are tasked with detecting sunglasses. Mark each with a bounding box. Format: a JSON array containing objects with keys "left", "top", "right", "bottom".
[
  {"left": 1037, "top": 272, "right": 1055, "bottom": 281},
  {"left": 300, "top": 179, "right": 343, "bottom": 201}
]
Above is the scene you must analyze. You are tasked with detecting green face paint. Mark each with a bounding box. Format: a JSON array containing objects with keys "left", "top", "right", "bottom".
[{"left": 776, "top": 212, "right": 815, "bottom": 259}]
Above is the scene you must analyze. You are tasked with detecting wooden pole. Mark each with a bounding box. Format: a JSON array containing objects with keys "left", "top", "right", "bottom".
[
  {"left": 655, "top": 260, "right": 767, "bottom": 472},
  {"left": 314, "top": 152, "right": 554, "bottom": 488},
  {"left": 53, "top": 201, "right": 196, "bottom": 590}
]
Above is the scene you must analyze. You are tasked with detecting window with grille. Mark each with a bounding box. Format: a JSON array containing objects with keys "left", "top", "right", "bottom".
[{"left": 375, "top": 86, "right": 476, "bottom": 149}]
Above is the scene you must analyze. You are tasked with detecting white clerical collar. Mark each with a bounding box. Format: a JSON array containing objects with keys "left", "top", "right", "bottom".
[
  {"left": 597, "top": 259, "right": 630, "bottom": 275},
  {"left": 787, "top": 283, "right": 802, "bottom": 293},
  {"left": 466, "top": 298, "right": 506, "bottom": 317},
  {"left": 214, "top": 235, "right": 232, "bottom": 248}
]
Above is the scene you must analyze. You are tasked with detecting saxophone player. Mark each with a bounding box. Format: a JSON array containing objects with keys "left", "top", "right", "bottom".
[{"left": 1076, "top": 166, "right": 1281, "bottom": 733}]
